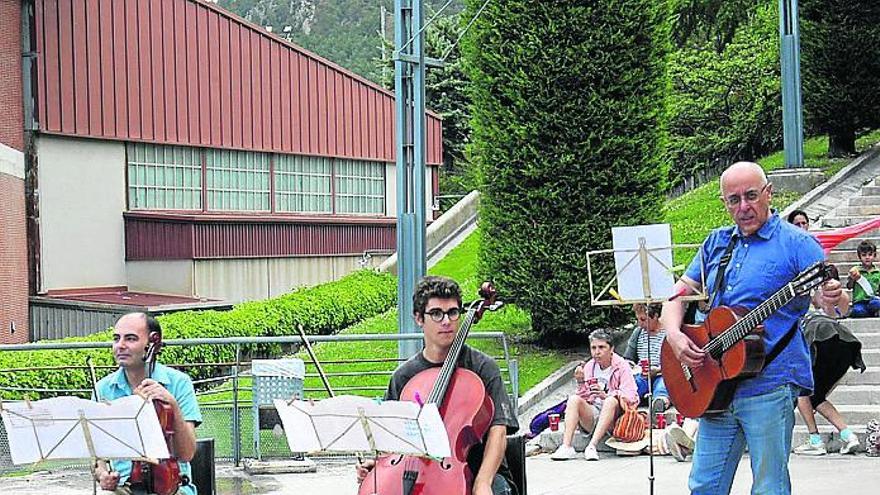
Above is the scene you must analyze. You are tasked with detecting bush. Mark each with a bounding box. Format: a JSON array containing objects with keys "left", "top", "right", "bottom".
[
  {"left": 0, "top": 270, "right": 396, "bottom": 399},
  {"left": 463, "top": 0, "right": 670, "bottom": 346}
]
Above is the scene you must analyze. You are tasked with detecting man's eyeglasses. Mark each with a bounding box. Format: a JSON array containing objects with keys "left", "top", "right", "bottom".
[
  {"left": 425, "top": 307, "right": 462, "bottom": 322},
  {"left": 722, "top": 182, "right": 771, "bottom": 208}
]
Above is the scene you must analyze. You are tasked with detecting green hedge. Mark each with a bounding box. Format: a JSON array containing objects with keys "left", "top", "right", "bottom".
[
  {"left": 463, "top": 0, "right": 670, "bottom": 345},
  {"left": 0, "top": 270, "right": 397, "bottom": 400}
]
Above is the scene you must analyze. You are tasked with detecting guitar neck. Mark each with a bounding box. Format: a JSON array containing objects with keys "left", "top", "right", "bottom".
[{"left": 705, "top": 282, "right": 799, "bottom": 357}]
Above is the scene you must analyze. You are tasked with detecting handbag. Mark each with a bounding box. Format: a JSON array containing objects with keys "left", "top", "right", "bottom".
[{"left": 612, "top": 401, "right": 647, "bottom": 443}]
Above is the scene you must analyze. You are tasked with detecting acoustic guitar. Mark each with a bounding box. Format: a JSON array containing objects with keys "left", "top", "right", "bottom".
[{"left": 661, "top": 261, "right": 831, "bottom": 418}]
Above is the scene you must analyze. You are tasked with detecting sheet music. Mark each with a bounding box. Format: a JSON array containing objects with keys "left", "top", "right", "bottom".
[
  {"left": 612, "top": 223, "right": 675, "bottom": 300},
  {"left": 0, "top": 395, "right": 170, "bottom": 465},
  {"left": 274, "top": 395, "right": 451, "bottom": 458}
]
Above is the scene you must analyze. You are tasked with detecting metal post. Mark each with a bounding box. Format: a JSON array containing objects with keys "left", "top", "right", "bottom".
[
  {"left": 780, "top": 0, "right": 804, "bottom": 168},
  {"left": 232, "top": 344, "right": 241, "bottom": 466},
  {"left": 395, "top": 0, "right": 427, "bottom": 359}
]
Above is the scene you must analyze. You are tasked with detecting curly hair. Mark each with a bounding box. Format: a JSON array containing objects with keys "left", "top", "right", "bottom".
[
  {"left": 632, "top": 303, "right": 662, "bottom": 319},
  {"left": 412, "top": 276, "right": 462, "bottom": 315}
]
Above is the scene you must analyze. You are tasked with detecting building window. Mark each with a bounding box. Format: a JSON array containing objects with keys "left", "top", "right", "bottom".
[
  {"left": 127, "top": 143, "right": 202, "bottom": 210},
  {"left": 335, "top": 159, "right": 385, "bottom": 215},
  {"left": 206, "top": 149, "right": 271, "bottom": 211},
  {"left": 274, "top": 154, "right": 332, "bottom": 213}
]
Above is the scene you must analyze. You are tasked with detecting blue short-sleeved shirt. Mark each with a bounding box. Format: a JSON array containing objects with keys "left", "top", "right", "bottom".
[
  {"left": 95, "top": 363, "right": 203, "bottom": 495},
  {"left": 684, "top": 212, "right": 824, "bottom": 398}
]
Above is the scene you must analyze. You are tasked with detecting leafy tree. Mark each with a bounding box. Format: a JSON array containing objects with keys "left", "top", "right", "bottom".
[
  {"left": 463, "top": 0, "right": 670, "bottom": 346},
  {"left": 667, "top": 3, "right": 781, "bottom": 183},
  {"left": 800, "top": 0, "right": 880, "bottom": 156},
  {"left": 670, "top": 0, "right": 767, "bottom": 51}
]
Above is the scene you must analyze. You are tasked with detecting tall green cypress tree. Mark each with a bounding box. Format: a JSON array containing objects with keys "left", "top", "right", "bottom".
[
  {"left": 801, "top": 0, "right": 880, "bottom": 156},
  {"left": 463, "top": 0, "right": 670, "bottom": 345}
]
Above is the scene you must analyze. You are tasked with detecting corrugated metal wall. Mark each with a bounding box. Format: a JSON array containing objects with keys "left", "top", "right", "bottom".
[
  {"left": 124, "top": 212, "right": 396, "bottom": 260},
  {"left": 29, "top": 301, "right": 120, "bottom": 340},
  {"left": 32, "top": 0, "right": 443, "bottom": 164}
]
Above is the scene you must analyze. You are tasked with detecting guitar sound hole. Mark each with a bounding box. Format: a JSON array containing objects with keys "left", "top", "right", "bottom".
[
  {"left": 390, "top": 454, "right": 405, "bottom": 466},
  {"left": 440, "top": 458, "right": 452, "bottom": 470}
]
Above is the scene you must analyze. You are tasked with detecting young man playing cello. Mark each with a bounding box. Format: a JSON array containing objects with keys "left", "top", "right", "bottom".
[
  {"left": 356, "top": 276, "right": 520, "bottom": 495},
  {"left": 92, "top": 313, "right": 202, "bottom": 495}
]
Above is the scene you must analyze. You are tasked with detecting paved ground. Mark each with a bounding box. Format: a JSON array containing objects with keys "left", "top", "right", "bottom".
[{"left": 5, "top": 452, "right": 878, "bottom": 494}]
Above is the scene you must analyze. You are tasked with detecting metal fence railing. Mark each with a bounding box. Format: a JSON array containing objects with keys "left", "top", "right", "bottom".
[{"left": 0, "top": 332, "right": 517, "bottom": 474}]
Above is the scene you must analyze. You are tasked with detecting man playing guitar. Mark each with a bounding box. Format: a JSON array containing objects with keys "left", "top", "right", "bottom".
[
  {"left": 92, "top": 313, "right": 202, "bottom": 494},
  {"left": 661, "top": 162, "right": 844, "bottom": 495}
]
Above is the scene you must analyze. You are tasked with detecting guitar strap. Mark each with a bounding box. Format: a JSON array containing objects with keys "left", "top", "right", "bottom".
[
  {"left": 762, "top": 322, "right": 798, "bottom": 370},
  {"left": 709, "top": 233, "right": 739, "bottom": 309}
]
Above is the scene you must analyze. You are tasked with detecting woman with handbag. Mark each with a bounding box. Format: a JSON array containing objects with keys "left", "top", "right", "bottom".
[{"left": 550, "top": 329, "right": 639, "bottom": 461}]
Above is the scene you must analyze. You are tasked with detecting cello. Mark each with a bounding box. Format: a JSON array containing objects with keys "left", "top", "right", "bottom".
[
  {"left": 128, "top": 331, "right": 186, "bottom": 495},
  {"left": 359, "top": 282, "right": 501, "bottom": 495}
]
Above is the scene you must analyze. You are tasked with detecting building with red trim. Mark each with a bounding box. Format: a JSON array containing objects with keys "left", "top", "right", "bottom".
[{"left": 0, "top": 0, "right": 443, "bottom": 341}]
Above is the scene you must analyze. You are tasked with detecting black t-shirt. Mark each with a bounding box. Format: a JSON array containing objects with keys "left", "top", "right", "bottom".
[{"left": 385, "top": 345, "right": 520, "bottom": 484}]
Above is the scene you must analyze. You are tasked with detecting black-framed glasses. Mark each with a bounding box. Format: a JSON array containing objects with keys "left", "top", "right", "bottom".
[
  {"left": 722, "top": 182, "right": 771, "bottom": 208},
  {"left": 425, "top": 307, "right": 462, "bottom": 322}
]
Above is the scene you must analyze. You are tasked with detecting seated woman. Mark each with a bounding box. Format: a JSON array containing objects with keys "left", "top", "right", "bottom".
[
  {"left": 550, "top": 329, "right": 638, "bottom": 461},
  {"left": 622, "top": 303, "right": 670, "bottom": 413}
]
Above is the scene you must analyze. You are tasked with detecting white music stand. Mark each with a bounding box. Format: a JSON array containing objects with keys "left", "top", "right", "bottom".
[
  {"left": 587, "top": 223, "right": 709, "bottom": 306},
  {"left": 0, "top": 395, "right": 170, "bottom": 466},
  {"left": 273, "top": 395, "right": 451, "bottom": 459}
]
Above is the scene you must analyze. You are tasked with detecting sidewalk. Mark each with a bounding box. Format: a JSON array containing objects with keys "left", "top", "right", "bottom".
[{"left": 5, "top": 452, "right": 876, "bottom": 494}]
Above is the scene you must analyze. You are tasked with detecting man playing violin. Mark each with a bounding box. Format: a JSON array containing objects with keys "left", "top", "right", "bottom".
[
  {"left": 356, "top": 276, "right": 520, "bottom": 495},
  {"left": 661, "top": 162, "right": 844, "bottom": 495},
  {"left": 92, "top": 312, "right": 203, "bottom": 494}
]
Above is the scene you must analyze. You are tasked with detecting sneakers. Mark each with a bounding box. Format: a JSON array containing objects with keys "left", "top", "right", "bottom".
[
  {"left": 583, "top": 444, "right": 599, "bottom": 461},
  {"left": 840, "top": 434, "right": 860, "bottom": 455},
  {"left": 550, "top": 444, "right": 577, "bottom": 461},
  {"left": 665, "top": 424, "right": 695, "bottom": 462},
  {"left": 793, "top": 440, "right": 827, "bottom": 456},
  {"left": 666, "top": 424, "right": 695, "bottom": 450}
]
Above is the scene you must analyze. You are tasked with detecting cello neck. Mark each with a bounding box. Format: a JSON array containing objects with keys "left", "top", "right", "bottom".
[{"left": 425, "top": 302, "right": 479, "bottom": 405}]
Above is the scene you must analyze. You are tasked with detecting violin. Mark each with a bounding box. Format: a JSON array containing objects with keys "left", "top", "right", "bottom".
[
  {"left": 129, "top": 332, "right": 184, "bottom": 495},
  {"left": 359, "top": 283, "right": 501, "bottom": 495}
]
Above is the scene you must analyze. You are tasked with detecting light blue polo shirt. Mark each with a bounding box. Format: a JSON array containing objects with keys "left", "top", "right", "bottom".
[
  {"left": 95, "top": 363, "right": 202, "bottom": 495},
  {"left": 685, "top": 212, "right": 824, "bottom": 398}
]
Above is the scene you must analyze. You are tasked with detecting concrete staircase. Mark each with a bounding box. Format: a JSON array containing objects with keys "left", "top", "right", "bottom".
[{"left": 790, "top": 176, "right": 880, "bottom": 452}]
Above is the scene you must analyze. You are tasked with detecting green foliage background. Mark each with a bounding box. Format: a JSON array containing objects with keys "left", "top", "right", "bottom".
[
  {"left": 800, "top": 0, "right": 880, "bottom": 156},
  {"left": 463, "top": 0, "right": 670, "bottom": 346},
  {"left": 666, "top": 2, "right": 781, "bottom": 182}
]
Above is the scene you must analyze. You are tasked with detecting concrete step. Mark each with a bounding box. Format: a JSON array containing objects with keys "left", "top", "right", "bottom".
[
  {"left": 857, "top": 349, "right": 880, "bottom": 366},
  {"left": 849, "top": 195, "right": 880, "bottom": 206},
  {"left": 831, "top": 235, "right": 880, "bottom": 251},
  {"left": 835, "top": 205, "right": 880, "bottom": 216},
  {"left": 791, "top": 425, "right": 869, "bottom": 454},
  {"left": 852, "top": 332, "right": 880, "bottom": 347},
  {"left": 837, "top": 318, "right": 880, "bottom": 333},
  {"left": 859, "top": 185, "right": 880, "bottom": 196},
  {"left": 825, "top": 385, "right": 880, "bottom": 405},
  {"left": 795, "top": 405, "right": 880, "bottom": 426},
  {"left": 826, "top": 250, "right": 861, "bottom": 263},
  {"left": 840, "top": 367, "right": 880, "bottom": 385},
  {"left": 822, "top": 215, "right": 879, "bottom": 228}
]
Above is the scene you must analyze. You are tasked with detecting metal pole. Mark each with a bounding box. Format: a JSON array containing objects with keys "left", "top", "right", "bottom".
[
  {"left": 395, "top": 0, "right": 427, "bottom": 360},
  {"left": 780, "top": 0, "right": 804, "bottom": 168},
  {"left": 232, "top": 344, "right": 241, "bottom": 466}
]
